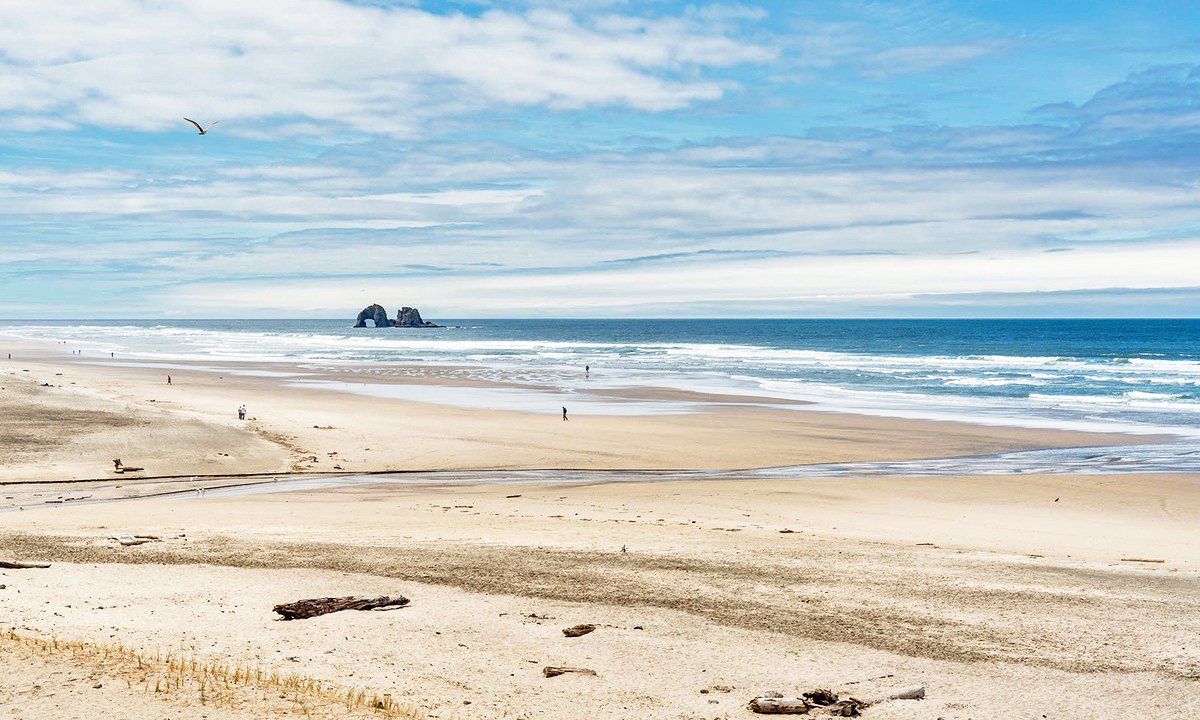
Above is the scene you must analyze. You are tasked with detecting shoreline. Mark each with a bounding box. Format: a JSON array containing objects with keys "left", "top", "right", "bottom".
[
  {"left": 8, "top": 321, "right": 1200, "bottom": 439},
  {"left": 3, "top": 335, "right": 1188, "bottom": 495},
  {"left": 0, "top": 338, "right": 1166, "bottom": 472}
]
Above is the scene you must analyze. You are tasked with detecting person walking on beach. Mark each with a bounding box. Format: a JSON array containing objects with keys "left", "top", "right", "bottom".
[
  {"left": 167, "top": 375, "right": 171, "bottom": 385},
  {"left": 562, "top": 406, "right": 568, "bottom": 421},
  {"left": 238, "top": 404, "right": 246, "bottom": 420}
]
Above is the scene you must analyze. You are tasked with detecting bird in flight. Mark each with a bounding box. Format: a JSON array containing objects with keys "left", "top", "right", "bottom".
[{"left": 183, "top": 117, "right": 219, "bottom": 135}]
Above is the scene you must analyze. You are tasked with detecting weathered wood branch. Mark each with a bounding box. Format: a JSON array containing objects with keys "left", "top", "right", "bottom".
[
  {"left": 854, "top": 684, "right": 925, "bottom": 706},
  {"left": 111, "top": 533, "right": 155, "bottom": 546},
  {"left": 0, "top": 560, "right": 51, "bottom": 569},
  {"left": 272, "top": 595, "right": 410, "bottom": 620},
  {"left": 562, "top": 623, "right": 596, "bottom": 637},
  {"left": 543, "top": 666, "right": 597, "bottom": 678}
]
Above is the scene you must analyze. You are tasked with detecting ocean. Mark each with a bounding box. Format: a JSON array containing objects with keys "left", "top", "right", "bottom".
[{"left": 3, "top": 318, "right": 1199, "bottom": 475}]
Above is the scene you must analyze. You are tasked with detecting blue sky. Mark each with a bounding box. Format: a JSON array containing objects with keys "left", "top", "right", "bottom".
[{"left": 2, "top": 0, "right": 1199, "bottom": 318}]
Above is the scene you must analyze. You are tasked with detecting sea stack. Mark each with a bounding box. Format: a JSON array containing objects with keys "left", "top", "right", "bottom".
[
  {"left": 353, "top": 304, "right": 442, "bottom": 328},
  {"left": 353, "top": 304, "right": 392, "bottom": 328},
  {"left": 394, "top": 306, "right": 440, "bottom": 327}
]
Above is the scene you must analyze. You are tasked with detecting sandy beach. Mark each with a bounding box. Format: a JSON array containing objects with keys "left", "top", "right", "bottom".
[{"left": 2, "top": 343, "right": 1198, "bottom": 719}]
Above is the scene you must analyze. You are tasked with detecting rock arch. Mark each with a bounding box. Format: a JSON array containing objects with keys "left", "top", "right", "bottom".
[{"left": 353, "top": 304, "right": 392, "bottom": 327}]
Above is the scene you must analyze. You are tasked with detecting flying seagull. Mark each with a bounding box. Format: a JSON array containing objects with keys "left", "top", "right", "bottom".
[{"left": 183, "top": 117, "right": 219, "bottom": 135}]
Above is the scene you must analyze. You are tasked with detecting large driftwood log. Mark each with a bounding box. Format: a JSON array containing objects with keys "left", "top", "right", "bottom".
[
  {"left": 273, "top": 595, "right": 410, "bottom": 620},
  {"left": 750, "top": 685, "right": 924, "bottom": 716},
  {"left": 0, "top": 560, "right": 51, "bottom": 569},
  {"left": 562, "top": 623, "right": 596, "bottom": 637}
]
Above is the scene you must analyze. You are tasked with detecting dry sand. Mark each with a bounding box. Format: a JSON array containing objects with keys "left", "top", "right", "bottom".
[{"left": 1, "top": 344, "right": 1198, "bottom": 719}]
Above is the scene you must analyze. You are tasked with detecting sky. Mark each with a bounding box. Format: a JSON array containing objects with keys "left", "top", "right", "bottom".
[{"left": 2, "top": 0, "right": 1200, "bottom": 319}]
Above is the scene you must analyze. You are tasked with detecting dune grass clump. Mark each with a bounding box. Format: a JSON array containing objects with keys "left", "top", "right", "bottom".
[{"left": 2, "top": 627, "right": 424, "bottom": 719}]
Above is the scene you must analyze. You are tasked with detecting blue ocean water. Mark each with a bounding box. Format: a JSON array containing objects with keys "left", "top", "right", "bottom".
[{"left": 3, "top": 318, "right": 1200, "bottom": 439}]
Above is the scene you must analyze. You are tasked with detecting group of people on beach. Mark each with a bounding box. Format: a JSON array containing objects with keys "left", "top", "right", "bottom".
[{"left": 162, "top": 364, "right": 594, "bottom": 424}]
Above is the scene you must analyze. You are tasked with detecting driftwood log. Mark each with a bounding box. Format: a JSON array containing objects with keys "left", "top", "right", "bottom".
[
  {"left": 111, "top": 533, "right": 156, "bottom": 546},
  {"left": 543, "top": 666, "right": 597, "bottom": 678},
  {"left": 562, "top": 623, "right": 596, "bottom": 637},
  {"left": 272, "top": 595, "right": 410, "bottom": 620},
  {"left": 0, "top": 560, "right": 50, "bottom": 569},
  {"left": 749, "top": 685, "right": 924, "bottom": 715}
]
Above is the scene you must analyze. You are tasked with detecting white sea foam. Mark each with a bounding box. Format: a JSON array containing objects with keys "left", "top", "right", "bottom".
[
  {"left": 943, "top": 376, "right": 1046, "bottom": 387},
  {"left": 6, "top": 320, "right": 1200, "bottom": 440}
]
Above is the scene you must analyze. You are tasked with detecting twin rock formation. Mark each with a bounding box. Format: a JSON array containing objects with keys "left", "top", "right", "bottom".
[{"left": 354, "top": 304, "right": 441, "bottom": 328}]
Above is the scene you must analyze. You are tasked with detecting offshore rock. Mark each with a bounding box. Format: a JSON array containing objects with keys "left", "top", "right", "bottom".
[
  {"left": 395, "top": 306, "right": 442, "bottom": 328},
  {"left": 354, "top": 304, "right": 393, "bottom": 327}
]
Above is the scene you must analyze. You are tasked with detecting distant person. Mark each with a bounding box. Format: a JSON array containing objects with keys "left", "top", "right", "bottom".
[
  {"left": 167, "top": 375, "right": 171, "bottom": 384},
  {"left": 585, "top": 365, "right": 589, "bottom": 377},
  {"left": 238, "top": 404, "right": 246, "bottom": 420},
  {"left": 562, "top": 406, "right": 568, "bottom": 421}
]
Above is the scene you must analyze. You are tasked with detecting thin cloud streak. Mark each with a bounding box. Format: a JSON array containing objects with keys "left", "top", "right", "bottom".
[{"left": 156, "top": 240, "right": 1200, "bottom": 317}]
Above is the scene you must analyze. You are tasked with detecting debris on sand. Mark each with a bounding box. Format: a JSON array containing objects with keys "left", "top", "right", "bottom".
[
  {"left": 543, "top": 666, "right": 597, "bottom": 678},
  {"left": 273, "top": 595, "right": 410, "bottom": 620},
  {"left": 562, "top": 623, "right": 596, "bottom": 637},
  {"left": 749, "top": 684, "right": 924, "bottom": 716},
  {"left": 112, "top": 459, "right": 144, "bottom": 473},
  {"left": 0, "top": 560, "right": 50, "bottom": 569},
  {"left": 110, "top": 533, "right": 159, "bottom": 546}
]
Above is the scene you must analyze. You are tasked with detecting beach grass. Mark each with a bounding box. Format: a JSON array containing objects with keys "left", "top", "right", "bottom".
[{"left": 2, "top": 627, "right": 427, "bottom": 719}]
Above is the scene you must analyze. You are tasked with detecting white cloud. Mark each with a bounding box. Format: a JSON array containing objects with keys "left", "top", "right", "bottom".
[{"left": 0, "top": 1, "right": 774, "bottom": 135}]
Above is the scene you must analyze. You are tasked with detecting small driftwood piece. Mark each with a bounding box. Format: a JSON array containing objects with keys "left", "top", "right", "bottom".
[
  {"left": 0, "top": 560, "right": 50, "bottom": 569},
  {"left": 804, "top": 689, "right": 838, "bottom": 705},
  {"left": 857, "top": 684, "right": 925, "bottom": 705},
  {"left": 825, "top": 699, "right": 866, "bottom": 717},
  {"left": 562, "top": 623, "right": 595, "bottom": 637},
  {"left": 272, "top": 595, "right": 409, "bottom": 620},
  {"left": 543, "top": 666, "right": 597, "bottom": 678}
]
